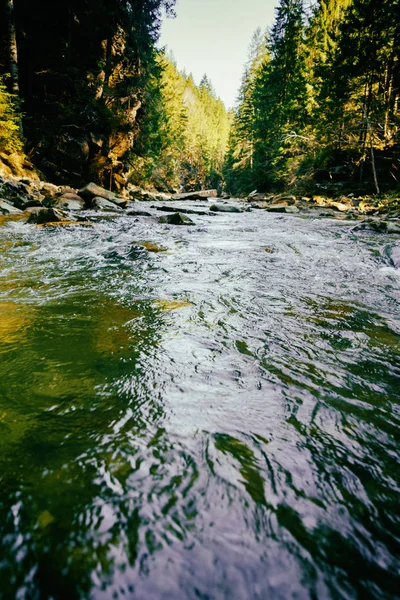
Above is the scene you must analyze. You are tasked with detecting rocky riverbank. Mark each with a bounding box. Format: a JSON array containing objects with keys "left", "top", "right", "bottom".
[{"left": 0, "top": 174, "right": 399, "bottom": 234}]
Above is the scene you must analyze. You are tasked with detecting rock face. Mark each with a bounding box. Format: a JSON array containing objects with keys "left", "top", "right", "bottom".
[
  {"left": 0, "top": 200, "right": 23, "bottom": 215},
  {"left": 159, "top": 213, "right": 195, "bottom": 225},
  {"left": 78, "top": 182, "right": 127, "bottom": 208}
]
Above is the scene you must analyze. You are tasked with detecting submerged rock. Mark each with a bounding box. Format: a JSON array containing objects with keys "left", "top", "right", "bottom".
[
  {"left": 159, "top": 212, "right": 195, "bottom": 225},
  {"left": 140, "top": 242, "right": 168, "bottom": 252}
]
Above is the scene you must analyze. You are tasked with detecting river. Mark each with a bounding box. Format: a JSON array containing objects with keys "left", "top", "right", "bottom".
[{"left": 0, "top": 202, "right": 399, "bottom": 599}]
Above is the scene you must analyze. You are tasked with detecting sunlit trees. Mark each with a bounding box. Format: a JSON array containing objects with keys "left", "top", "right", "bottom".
[{"left": 225, "top": 0, "right": 400, "bottom": 195}]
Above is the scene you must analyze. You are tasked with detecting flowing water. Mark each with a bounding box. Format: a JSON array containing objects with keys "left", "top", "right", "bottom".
[{"left": 0, "top": 203, "right": 399, "bottom": 600}]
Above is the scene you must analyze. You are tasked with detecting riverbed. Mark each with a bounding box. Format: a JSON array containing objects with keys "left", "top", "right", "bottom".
[{"left": 0, "top": 203, "right": 399, "bottom": 599}]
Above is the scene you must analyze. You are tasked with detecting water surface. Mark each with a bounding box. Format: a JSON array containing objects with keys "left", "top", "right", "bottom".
[{"left": 0, "top": 204, "right": 399, "bottom": 599}]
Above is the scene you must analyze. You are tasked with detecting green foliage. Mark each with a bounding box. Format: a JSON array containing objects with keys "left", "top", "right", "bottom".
[
  {"left": 225, "top": 0, "right": 400, "bottom": 195},
  {"left": 0, "top": 75, "right": 22, "bottom": 153},
  {"left": 132, "top": 54, "right": 231, "bottom": 191}
]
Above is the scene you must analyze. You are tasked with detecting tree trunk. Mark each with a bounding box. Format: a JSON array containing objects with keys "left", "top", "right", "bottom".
[
  {"left": 5, "top": 0, "right": 23, "bottom": 139},
  {"left": 5, "top": 0, "right": 20, "bottom": 95}
]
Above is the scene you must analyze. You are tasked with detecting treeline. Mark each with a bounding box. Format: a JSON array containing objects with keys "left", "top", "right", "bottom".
[
  {"left": 225, "top": 0, "right": 400, "bottom": 196},
  {"left": 0, "top": 0, "right": 229, "bottom": 191},
  {"left": 136, "top": 57, "right": 231, "bottom": 191}
]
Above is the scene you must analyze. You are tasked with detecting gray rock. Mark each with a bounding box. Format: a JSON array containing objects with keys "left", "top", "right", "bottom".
[
  {"left": 390, "top": 246, "right": 400, "bottom": 268},
  {"left": 285, "top": 205, "right": 300, "bottom": 214},
  {"left": 26, "top": 207, "right": 73, "bottom": 224},
  {"left": 387, "top": 221, "right": 400, "bottom": 234},
  {"left": 0, "top": 199, "right": 23, "bottom": 214},
  {"left": 209, "top": 204, "right": 242, "bottom": 213},
  {"left": 127, "top": 209, "right": 152, "bottom": 217},
  {"left": 78, "top": 182, "right": 127, "bottom": 208},
  {"left": 40, "top": 182, "right": 60, "bottom": 197},
  {"left": 55, "top": 193, "right": 85, "bottom": 210},
  {"left": 154, "top": 205, "right": 208, "bottom": 215},
  {"left": 91, "top": 196, "right": 122, "bottom": 211},
  {"left": 172, "top": 189, "right": 218, "bottom": 201},
  {"left": 265, "top": 203, "right": 288, "bottom": 213},
  {"left": 159, "top": 212, "right": 195, "bottom": 225}
]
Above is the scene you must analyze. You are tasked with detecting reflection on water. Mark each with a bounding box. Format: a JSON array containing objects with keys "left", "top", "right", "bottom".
[{"left": 0, "top": 207, "right": 399, "bottom": 599}]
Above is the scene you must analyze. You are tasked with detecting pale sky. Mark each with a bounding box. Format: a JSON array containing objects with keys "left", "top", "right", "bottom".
[{"left": 159, "top": 0, "right": 278, "bottom": 109}]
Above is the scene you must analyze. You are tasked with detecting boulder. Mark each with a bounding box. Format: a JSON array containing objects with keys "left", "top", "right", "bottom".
[
  {"left": 209, "top": 204, "right": 242, "bottom": 213},
  {"left": 58, "top": 185, "right": 78, "bottom": 196},
  {"left": 278, "top": 195, "right": 297, "bottom": 204},
  {"left": 329, "top": 201, "right": 350, "bottom": 212},
  {"left": 154, "top": 205, "right": 208, "bottom": 215},
  {"left": 40, "top": 182, "right": 60, "bottom": 197},
  {"left": 265, "top": 203, "right": 288, "bottom": 213},
  {"left": 172, "top": 189, "right": 218, "bottom": 201},
  {"left": 26, "top": 207, "right": 73, "bottom": 224},
  {"left": 78, "top": 182, "right": 127, "bottom": 208},
  {"left": 55, "top": 193, "right": 85, "bottom": 210},
  {"left": 285, "top": 205, "right": 300, "bottom": 214},
  {"left": 0, "top": 199, "right": 23, "bottom": 215},
  {"left": 127, "top": 209, "right": 152, "bottom": 217},
  {"left": 159, "top": 212, "right": 195, "bottom": 225},
  {"left": 387, "top": 221, "right": 400, "bottom": 234},
  {"left": 390, "top": 246, "right": 400, "bottom": 268},
  {"left": 91, "top": 196, "right": 122, "bottom": 211}
]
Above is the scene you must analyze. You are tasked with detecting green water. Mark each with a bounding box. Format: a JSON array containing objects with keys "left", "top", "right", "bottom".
[{"left": 0, "top": 206, "right": 399, "bottom": 599}]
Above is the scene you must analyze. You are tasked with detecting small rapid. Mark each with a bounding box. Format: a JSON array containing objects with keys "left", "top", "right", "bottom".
[{"left": 0, "top": 203, "right": 399, "bottom": 599}]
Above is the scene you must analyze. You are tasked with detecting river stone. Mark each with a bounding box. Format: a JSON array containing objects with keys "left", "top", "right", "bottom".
[
  {"left": 0, "top": 199, "right": 23, "bottom": 215},
  {"left": 265, "top": 203, "right": 288, "bottom": 213},
  {"left": 153, "top": 205, "right": 208, "bottom": 216},
  {"left": 40, "top": 182, "right": 60, "bottom": 197},
  {"left": 387, "top": 221, "right": 400, "bottom": 234},
  {"left": 78, "top": 182, "right": 127, "bottom": 208},
  {"left": 390, "top": 246, "right": 400, "bottom": 268},
  {"left": 92, "top": 196, "right": 122, "bottom": 211},
  {"left": 127, "top": 209, "right": 152, "bottom": 217},
  {"left": 172, "top": 189, "right": 218, "bottom": 201},
  {"left": 27, "top": 207, "right": 73, "bottom": 224},
  {"left": 55, "top": 194, "right": 85, "bottom": 210},
  {"left": 209, "top": 204, "right": 242, "bottom": 213},
  {"left": 159, "top": 212, "right": 194, "bottom": 225},
  {"left": 285, "top": 206, "right": 300, "bottom": 214}
]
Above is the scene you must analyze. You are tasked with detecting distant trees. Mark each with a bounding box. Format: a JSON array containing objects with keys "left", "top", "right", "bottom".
[
  {"left": 225, "top": 0, "right": 400, "bottom": 195},
  {"left": 133, "top": 55, "right": 231, "bottom": 191}
]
